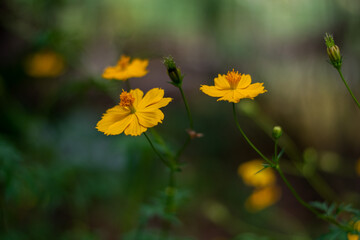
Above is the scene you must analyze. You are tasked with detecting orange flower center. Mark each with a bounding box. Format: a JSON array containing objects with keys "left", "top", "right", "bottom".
[
  {"left": 225, "top": 69, "right": 241, "bottom": 89},
  {"left": 120, "top": 91, "right": 136, "bottom": 112},
  {"left": 117, "top": 55, "right": 131, "bottom": 69}
]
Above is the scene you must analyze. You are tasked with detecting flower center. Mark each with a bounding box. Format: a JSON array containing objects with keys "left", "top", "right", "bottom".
[
  {"left": 120, "top": 91, "right": 136, "bottom": 113},
  {"left": 225, "top": 69, "right": 241, "bottom": 89},
  {"left": 117, "top": 55, "right": 131, "bottom": 69}
]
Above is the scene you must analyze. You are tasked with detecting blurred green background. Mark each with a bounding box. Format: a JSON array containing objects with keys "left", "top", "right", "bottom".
[{"left": 1, "top": 0, "right": 360, "bottom": 239}]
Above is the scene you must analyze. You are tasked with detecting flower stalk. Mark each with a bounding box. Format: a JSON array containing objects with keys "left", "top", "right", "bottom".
[
  {"left": 324, "top": 33, "right": 360, "bottom": 109},
  {"left": 232, "top": 103, "right": 272, "bottom": 166},
  {"left": 232, "top": 103, "right": 350, "bottom": 231},
  {"left": 337, "top": 68, "right": 360, "bottom": 109}
]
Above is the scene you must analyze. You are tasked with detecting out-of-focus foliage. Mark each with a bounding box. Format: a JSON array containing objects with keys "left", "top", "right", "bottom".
[{"left": 1, "top": 0, "right": 360, "bottom": 239}]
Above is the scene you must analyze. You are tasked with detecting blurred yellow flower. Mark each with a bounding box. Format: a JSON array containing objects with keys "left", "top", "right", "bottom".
[
  {"left": 200, "top": 69, "right": 266, "bottom": 103},
  {"left": 245, "top": 185, "right": 281, "bottom": 212},
  {"left": 25, "top": 50, "right": 65, "bottom": 78},
  {"left": 238, "top": 160, "right": 276, "bottom": 188},
  {"left": 96, "top": 88, "right": 172, "bottom": 136},
  {"left": 348, "top": 233, "right": 359, "bottom": 240},
  {"left": 348, "top": 221, "right": 360, "bottom": 240},
  {"left": 102, "top": 55, "right": 148, "bottom": 80},
  {"left": 356, "top": 158, "right": 360, "bottom": 176}
]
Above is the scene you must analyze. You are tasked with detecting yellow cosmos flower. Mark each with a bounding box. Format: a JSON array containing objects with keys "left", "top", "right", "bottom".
[
  {"left": 200, "top": 69, "right": 267, "bottom": 103},
  {"left": 96, "top": 88, "right": 172, "bottom": 136},
  {"left": 238, "top": 160, "right": 276, "bottom": 188},
  {"left": 245, "top": 185, "right": 281, "bottom": 212},
  {"left": 102, "top": 55, "right": 148, "bottom": 80},
  {"left": 25, "top": 50, "right": 65, "bottom": 78}
]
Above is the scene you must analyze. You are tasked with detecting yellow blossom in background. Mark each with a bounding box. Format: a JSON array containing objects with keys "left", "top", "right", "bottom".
[
  {"left": 347, "top": 234, "right": 359, "bottom": 240},
  {"left": 200, "top": 69, "right": 266, "bottom": 103},
  {"left": 245, "top": 185, "right": 281, "bottom": 212},
  {"left": 25, "top": 50, "right": 65, "bottom": 78},
  {"left": 356, "top": 158, "right": 360, "bottom": 176},
  {"left": 238, "top": 160, "right": 276, "bottom": 188},
  {"left": 96, "top": 88, "right": 172, "bottom": 136},
  {"left": 102, "top": 55, "right": 148, "bottom": 81},
  {"left": 348, "top": 221, "right": 360, "bottom": 240}
]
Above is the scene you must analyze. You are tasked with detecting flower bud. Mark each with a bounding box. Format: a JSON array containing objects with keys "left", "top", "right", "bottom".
[
  {"left": 324, "top": 33, "right": 342, "bottom": 69},
  {"left": 272, "top": 126, "right": 282, "bottom": 140},
  {"left": 163, "top": 56, "right": 183, "bottom": 86}
]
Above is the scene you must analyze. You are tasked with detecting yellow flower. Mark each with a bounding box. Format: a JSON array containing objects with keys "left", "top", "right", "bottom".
[
  {"left": 102, "top": 55, "right": 148, "bottom": 80},
  {"left": 238, "top": 160, "right": 276, "bottom": 188},
  {"left": 348, "top": 221, "right": 360, "bottom": 240},
  {"left": 348, "top": 233, "right": 359, "bottom": 240},
  {"left": 200, "top": 69, "right": 267, "bottom": 103},
  {"left": 96, "top": 88, "right": 172, "bottom": 136},
  {"left": 245, "top": 185, "right": 281, "bottom": 212},
  {"left": 25, "top": 50, "right": 65, "bottom": 78}
]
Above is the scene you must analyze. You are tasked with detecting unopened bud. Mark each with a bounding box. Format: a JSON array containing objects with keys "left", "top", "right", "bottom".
[
  {"left": 327, "top": 45, "right": 341, "bottom": 63},
  {"left": 163, "top": 56, "right": 183, "bottom": 86},
  {"left": 272, "top": 126, "right": 282, "bottom": 140},
  {"left": 324, "top": 33, "right": 342, "bottom": 69}
]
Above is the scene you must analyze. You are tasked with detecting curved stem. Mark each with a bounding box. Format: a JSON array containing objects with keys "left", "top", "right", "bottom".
[
  {"left": 337, "top": 68, "right": 360, "bottom": 109},
  {"left": 179, "top": 86, "right": 194, "bottom": 129},
  {"left": 233, "top": 102, "right": 349, "bottom": 231},
  {"left": 144, "top": 132, "right": 172, "bottom": 169},
  {"left": 276, "top": 166, "right": 349, "bottom": 231},
  {"left": 232, "top": 103, "right": 272, "bottom": 165}
]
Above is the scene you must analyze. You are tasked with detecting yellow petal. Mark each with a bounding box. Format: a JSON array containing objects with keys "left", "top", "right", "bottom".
[
  {"left": 124, "top": 115, "right": 147, "bottom": 136},
  {"left": 200, "top": 85, "right": 227, "bottom": 97},
  {"left": 96, "top": 106, "right": 130, "bottom": 134},
  {"left": 217, "top": 90, "right": 244, "bottom": 103},
  {"left": 238, "top": 160, "right": 276, "bottom": 188},
  {"left": 237, "top": 74, "right": 252, "bottom": 89},
  {"left": 136, "top": 109, "right": 164, "bottom": 128},
  {"left": 242, "top": 83, "right": 267, "bottom": 99},
  {"left": 138, "top": 88, "right": 165, "bottom": 109},
  {"left": 214, "top": 74, "right": 230, "bottom": 90},
  {"left": 347, "top": 233, "right": 359, "bottom": 240},
  {"left": 127, "top": 59, "right": 149, "bottom": 77},
  {"left": 103, "top": 113, "right": 134, "bottom": 135},
  {"left": 102, "top": 66, "right": 116, "bottom": 79},
  {"left": 130, "top": 88, "right": 144, "bottom": 108},
  {"left": 141, "top": 97, "right": 172, "bottom": 111},
  {"left": 245, "top": 186, "right": 281, "bottom": 212}
]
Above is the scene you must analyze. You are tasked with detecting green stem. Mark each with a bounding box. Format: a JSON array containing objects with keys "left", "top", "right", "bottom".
[
  {"left": 233, "top": 103, "right": 348, "bottom": 231},
  {"left": 144, "top": 132, "right": 173, "bottom": 169},
  {"left": 179, "top": 86, "right": 194, "bottom": 129},
  {"left": 175, "top": 136, "right": 191, "bottom": 160},
  {"left": 276, "top": 166, "right": 349, "bottom": 230},
  {"left": 337, "top": 68, "right": 360, "bottom": 109},
  {"left": 274, "top": 139, "right": 278, "bottom": 162},
  {"left": 232, "top": 103, "right": 272, "bottom": 165}
]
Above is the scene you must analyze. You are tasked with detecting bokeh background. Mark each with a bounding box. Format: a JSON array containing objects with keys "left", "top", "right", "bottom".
[{"left": 1, "top": 0, "right": 360, "bottom": 239}]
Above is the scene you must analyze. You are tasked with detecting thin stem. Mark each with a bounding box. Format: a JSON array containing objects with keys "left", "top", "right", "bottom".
[
  {"left": 175, "top": 136, "right": 191, "bottom": 160},
  {"left": 233, "top": 103, "right": 348, "bottom": 230},
  {"left": 274, "top": 139, "right": 278, "bottom": 162},
  {"left": 232, "top": 103, "right": 272, "bottom": 164},
  {"left": 337, "top": 68, "right": 360, "bottom": 109},
  {"left": 179, "top": 86, "right": 194, "bottom": 129},
  {"left": 144, "top": 132, "right": 172, "bottom": 169},
  {"left": 276, "top": 166, "right": 349, "bottom": 231}
]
